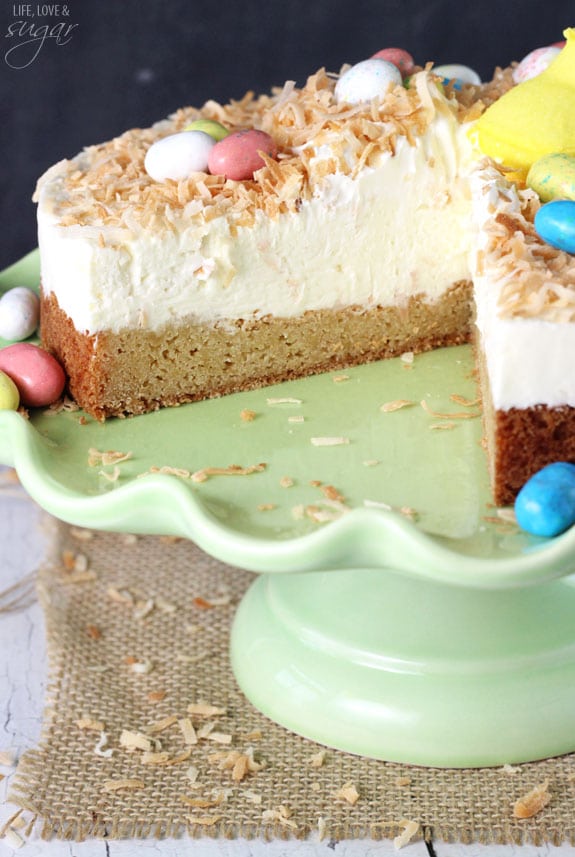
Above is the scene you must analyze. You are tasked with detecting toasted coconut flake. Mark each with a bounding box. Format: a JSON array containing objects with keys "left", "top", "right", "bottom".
[
  {"left": 429, "top": 422, "right": 456, "bottom": 431},
  {"left": 107, "top": 586, "right": 135, "bottom": 605},
  {"left": 309, "top": 750, "right": 327, "bottom": 768},
  {"left": 335, "top": 781, "right": 360, "bottom": 805},
  {"left": 332, "top": 374, "right": 349, "bottom": 383},
  {"left": 420, "top": 400, "right": 481, "bottom": 420},
  {"left": 380, "top": 400, "right": 414, "bottom": 413},
  {"left": 99, "top": 466, "right": 121, "bottom": 483},
  {"left": 133, "top": 598, "right": 155, "bottom": 621},
  {"left": 513, "top": 779, "right": 552, "bottom": 819},
  {"left": 129, "top": 658, "right": 154, "bottom": 675},
  {"left": 187, "top": 703, "right": 227, "bottom": 718},
  {"left": 502, "top": 763, "right": 520, "bottom": 775},
  {"left": 395, "top": 776, "right": 412, "bottom": 787},
  {"left": 85, "top": 624, "right": 102, "bottom": 640},
  {"left": 88, "top": 448, "right": 132, "bottom": 466},
  {"left": 146, "top": 715, "right": 178, "bottom": 734},
  {"left": 400, "top": 351, "right": 415, "bottom": 365},
  {"left": 179, "top": 718, "right": 199, "bottom": 746},
  {"left": 141, "top": 751, "right": 171, "bottom": 765},
  {"left": 257, "top": 503, "right": 277, "bottom": 511},
  {"left": 102, "top": 778, "right": 146, "bottom": 793},
  {"left": 181, "top": 793, "right": 224, "bottom": 808},
  {"left": 287, "top": 415, "right": 305, "bottom": 423},
  {"left": 266, "top": 397, "right": 303, "bottom": 405},
  {"left": 393, "top": 818, "right": 420, "bottom": 850},
  {"left": 244, "top": 789, "right": 263, "bottom": 805},
  {"left": 191, "top": 462, "right": 266, "bottom": 482},
  {"left": 279, "top": 476, "right": 294, "bottom": 488},
  {"left": 262, "top": 805, "right": 298, "bottom": 830},
  {"left": 450, "top": 394, "right": 480, "bottom": 407},
  {"left": 240, "top": 409, "right": 257, "bottom": 422},
  {"left": 310, "top": 436, "right": 350, "bottom": 446},
  {"left": 147, "top": 689, "right": 167, "bottom": 703},
  {"left": 185, "top": 765, "right": 200, "bottom": 784},
  {"left": 59, "top": 569, "right": 98, "bottom": 584},
  {"left": 120, "top": 730, "right": 154, "bottom": 752}
]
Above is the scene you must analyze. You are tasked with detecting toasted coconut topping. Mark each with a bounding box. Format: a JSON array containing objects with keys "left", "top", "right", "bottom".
[
  {"left": 36, "top": 66, "right": 481, "bottom": 239},
  {"left": 478, "top": 164, "right": 575, "bottom": 321},
  {"left": 513, "top": 779, "right": 552, "bottom": 819}
]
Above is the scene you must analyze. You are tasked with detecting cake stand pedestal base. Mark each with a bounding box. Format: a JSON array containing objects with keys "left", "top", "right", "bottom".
[{"left": 231, "top": 567, "right": 575, "bottom": 767}]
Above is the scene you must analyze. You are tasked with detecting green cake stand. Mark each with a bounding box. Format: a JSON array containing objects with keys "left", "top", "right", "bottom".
[{"left": 3, "top": 251, "right": 575, "bottom": 767}]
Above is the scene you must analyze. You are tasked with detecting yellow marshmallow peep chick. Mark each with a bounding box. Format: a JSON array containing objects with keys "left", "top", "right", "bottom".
[{"left": 470, "top": 28, "right": 575, "bottom": 180}]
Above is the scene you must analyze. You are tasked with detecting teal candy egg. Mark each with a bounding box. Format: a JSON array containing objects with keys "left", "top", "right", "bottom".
[
  {"left": 515, "top": 462, "right": 575, "bottom": 537},
  {"left": 534, "top": 200, "right": 575, "bottom": 253},
  {"left": 527, "top": 153, "right": 575, "bottom": 203}
]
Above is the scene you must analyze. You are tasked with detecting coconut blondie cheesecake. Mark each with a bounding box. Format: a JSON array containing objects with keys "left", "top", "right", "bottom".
[
  {"left": 33, "top": 36, "right": 575, "bottom": 505},
  {"left": 34, "top": 65, "right": 485, "bottom": 421}
]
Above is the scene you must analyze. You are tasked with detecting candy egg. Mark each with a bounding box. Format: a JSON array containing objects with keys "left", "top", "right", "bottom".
[
  {"left": 512, "top": 45, "right": 562, "bottom": 83},
  {"left": 527, "top": 153, "right": 575, "bottom": 203},
  {"left": 207, "top": 130, "right": 277, "bottom": 181},
  {"left": 534, "top": 200, "right": 575, "bottom": 253},
  {"left": 334, "top": 59, "right": 402, "bottom": 105},
  {"left": 371, "top": 48, "right": 414, "bottom": 76},
  {"left": 0, "top": 287, "right": 40, "bottom": 341},
  {"left": 183, "top": 119, "right": 229, "bottom": 141},
  {"left": 0, "top": 343, "right": 66, "bottom": 408},
  {"left": 515, "top": 462, "right": 575, "bottom": 537},
  {"left": 0, "top": 370, "right": 20, "bottom": 410},
  {"left": 433, "top": 64, "right": 481, "bottom": 88},
  {"left": 144, "top": 131, "right": 216, "bottom": 182}
]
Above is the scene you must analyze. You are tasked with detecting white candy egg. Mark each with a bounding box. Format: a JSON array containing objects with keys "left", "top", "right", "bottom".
[
  {"left": 433, "top": 64, "right": 482, "bottom": 86},
  {"left": 144, "top": 131, "right": 216, "bottom": 182},
  {"left": 335, "top": 58, "right": 402, "bottom": 105},
  {"left": 513, "top": 45, "right": 561, "bottom": 84},
  {"left": 0, "top": 287, "right": 40, "bottom": 341}
]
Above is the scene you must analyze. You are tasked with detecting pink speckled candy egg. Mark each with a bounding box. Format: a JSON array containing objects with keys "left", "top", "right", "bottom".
[
  {"left": 207, "top": 130, "right": 277, "bottom": 181},
  {"left": 513, "top": 45, "right": 562, "bottom": 83},
  {"left": 0, "top": 343, "right": 66, "bottom": 408},
  {"left": 371, "top": 47, "right": 414, "bottom": 77},
  {"left": 335, "top": 58, "right": 402, "bottom": 104}
]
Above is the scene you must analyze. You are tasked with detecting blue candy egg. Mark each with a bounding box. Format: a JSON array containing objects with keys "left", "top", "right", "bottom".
[
  {"left": 515, "top": 462, "right": 575, "bottom": 537},
  {"left": 534, "top": 200, "right": 575, "bottom": 253}
]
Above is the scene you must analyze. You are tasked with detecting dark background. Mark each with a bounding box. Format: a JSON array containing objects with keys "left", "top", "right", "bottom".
[{"left": 2, "top": 0, "right": 573, "bottom": 271}]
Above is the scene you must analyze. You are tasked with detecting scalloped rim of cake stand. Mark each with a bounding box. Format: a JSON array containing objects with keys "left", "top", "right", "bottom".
[{"left": 2, "top": 407, "right": 575, "bottom": 590}]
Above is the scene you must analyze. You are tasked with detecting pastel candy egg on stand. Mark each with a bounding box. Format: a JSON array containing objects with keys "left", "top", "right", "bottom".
[
  {"left": 515, "top": 462, "right": 575, "bottom": 537},
  {"left": 207, "top": 130, "right": 277, "bottom": 181},
  {"left": 534, "top": 200, "right": 575, "bottom": 253},
  {"left": 183, "top": 119, "right": 229, "bottom": 141},
  {"left": 433, "top": 63, "right": 481, "bottom": 90},
  {"left": 0, "top": 343, "right": 66, "bottom": 408},
  {"left": 334, "top": 58, "right": 402, "bottom": 104},
  {"left": 371, "top": 48, "right": 414, "bottom": 77},
  {"left": 527, "top": 153, "right": 575, "bottom": 203},
  {"left": 144, "top": 130, "right": 216, "bottom": 182},
  {"left": 0, "top": 287, "right": 40, "bottom": 341},
  {"left": 0, "top": 370, "right": 19, "bottom": 410},
  {"left": 513, "top": 45, "right": 562, "bottom": 84}
]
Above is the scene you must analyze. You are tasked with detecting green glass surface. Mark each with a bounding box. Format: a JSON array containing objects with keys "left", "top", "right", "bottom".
[{"left": 3, "top": 250, "right": 575, "bottom": 766}]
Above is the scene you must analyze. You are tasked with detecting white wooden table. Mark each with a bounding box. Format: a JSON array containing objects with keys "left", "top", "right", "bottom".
[{"left": 1, "top": 469, "right": 573, "bottom": 857}]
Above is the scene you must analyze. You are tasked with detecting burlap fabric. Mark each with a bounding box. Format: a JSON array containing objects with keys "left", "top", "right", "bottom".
[{"left": 6, "top": 518, "right": 575, "bottom": 846}]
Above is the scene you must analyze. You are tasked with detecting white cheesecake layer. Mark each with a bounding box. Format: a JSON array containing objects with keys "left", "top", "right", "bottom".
[{"left": 37, "top": 111, "right": 474, "bottom": 336}]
